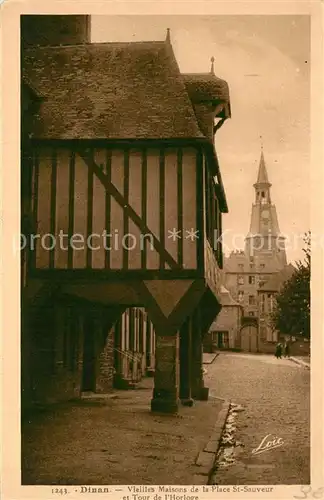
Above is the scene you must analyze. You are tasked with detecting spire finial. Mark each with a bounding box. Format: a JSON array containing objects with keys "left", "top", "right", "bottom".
[
  {"left": 166, "top": 28, "right": 171, "bottom": 43},
  {"left": 210, "top": 56, "right": 215, "bottom": 74}
]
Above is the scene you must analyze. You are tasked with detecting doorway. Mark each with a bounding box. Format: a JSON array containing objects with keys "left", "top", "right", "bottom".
[{"left": 240, "top": 324, "right": 258, "bottom": 353}]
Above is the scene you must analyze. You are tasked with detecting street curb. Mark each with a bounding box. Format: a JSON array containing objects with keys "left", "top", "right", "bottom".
[
  {"left": 289, "top": 357, "right": 310, "bottom": 369},
  {"left": 193, "top": 400, "right": 231, "bottom": 485},
  {"left": 203, "top": 353, "right": 220, "bottom": 365}
]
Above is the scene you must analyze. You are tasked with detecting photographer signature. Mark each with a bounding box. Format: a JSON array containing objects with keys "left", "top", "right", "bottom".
[
  {"left": 294, "top": 486, "right": 324, "bottom": 499},
  {"left": 252, "top": 434, "right": 284, "bottom": 455}
]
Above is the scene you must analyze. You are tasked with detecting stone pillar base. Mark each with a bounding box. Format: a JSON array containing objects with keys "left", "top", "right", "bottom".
[
  {"left": 181, "top": 398, "right": 194, "bottom": 407},
  {"left": 151, "top": 390, "right": 179, "bottom": 414},
  {"left": 192, "top": 385, "right": 209, "bottom": 401},
  {"left": 113, "top": 374, "right": 136, "bottom": 390},
  {"left": 151, "top": 398, "right": 179, "bottom": 414},
  {"left": 198, "top": 386, "right": 209, "bottom": 401},
  {"left": 146, "top": 368, "right": 155, "bottom": 377}
]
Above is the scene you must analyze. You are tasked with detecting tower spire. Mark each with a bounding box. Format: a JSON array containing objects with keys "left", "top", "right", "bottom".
[
  {"left": 255, "top": 144, "right": 270, "bottom": 186},
  {"left": 210, "top": 56, "right": 215, "bottom": 75}
]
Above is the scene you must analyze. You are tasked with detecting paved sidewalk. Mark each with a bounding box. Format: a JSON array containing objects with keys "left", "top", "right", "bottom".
[
  {"left": 22, "top": 378, "right": 227, "bottom": 485},
  {"left": 203, "top": 352, "right": 220, "bottom": 364},
  {"left": 289, "top": 356, "right": 310, "bottom": 369}
]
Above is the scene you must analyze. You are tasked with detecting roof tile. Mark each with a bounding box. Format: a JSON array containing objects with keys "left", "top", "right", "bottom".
[{"left": 22, "top": 41, "right": 206, "bottom": 140}]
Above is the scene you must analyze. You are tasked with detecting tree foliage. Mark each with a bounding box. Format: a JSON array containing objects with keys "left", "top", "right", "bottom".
[{"left": 271, "top": 232, "right": 310, "bottom": 338}]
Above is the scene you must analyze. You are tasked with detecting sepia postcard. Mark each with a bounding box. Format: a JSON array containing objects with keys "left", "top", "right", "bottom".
[{"left": 1, "top": 1, "right": 324, "bottom": 499}]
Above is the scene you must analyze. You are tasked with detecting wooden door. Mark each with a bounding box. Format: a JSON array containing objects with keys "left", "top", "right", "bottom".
[{"left": 241, "top": 325, "right": 258, "bottom": 353}]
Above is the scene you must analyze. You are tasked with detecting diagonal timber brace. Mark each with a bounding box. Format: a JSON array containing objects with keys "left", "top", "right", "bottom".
[{"left": 77, "top": 149, "right": 180, "bottom": 270}]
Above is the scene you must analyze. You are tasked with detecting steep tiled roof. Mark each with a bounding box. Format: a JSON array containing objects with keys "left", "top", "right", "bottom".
[
  {"left": 22, "top": 41, "right": 205, "bottom": 140},
  {"left": 259, "top": 264, "right": 295, "bottom": 292},
  {"left": 210, "top": 286, "right": 241, "bottom": 331},
  {"left": 183, "top": 73, "right": 231, "bottom": 117},
  {"left": 219, "top": 285, "right": 241, "bottom": 307},
  {"left": 224, "top": 251, "right": 286, "bottom": 274},
  {"left": 255, "top": 150, "right": 271, "bottom": 185}
]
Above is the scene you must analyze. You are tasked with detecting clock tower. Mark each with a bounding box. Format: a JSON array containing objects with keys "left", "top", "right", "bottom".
[{"left": 245, "top": 147, "right": 287, "bottom": 268}]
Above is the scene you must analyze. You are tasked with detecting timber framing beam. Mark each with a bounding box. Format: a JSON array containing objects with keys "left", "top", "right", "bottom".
[{"left": 77, "top": 149, "right": 180, "bottom": 271}]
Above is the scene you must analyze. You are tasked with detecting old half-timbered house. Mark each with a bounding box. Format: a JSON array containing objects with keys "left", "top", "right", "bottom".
[{"left": 21, "top": 15, "right": 231, "bottom": 413}]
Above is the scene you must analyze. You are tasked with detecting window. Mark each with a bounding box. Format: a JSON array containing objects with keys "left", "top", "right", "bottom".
[
  {"left": 248, "top": 276, "right": 255, "bottom": 285},
  {"left": 260, "top": 326, "right": 267, "bottom": 340},
  {"left": 238, "top": 291, "right": 244, "bottom": 302},
  {"left": 249, "top": 295, "right": 256, "bottom": 305},
  {"left": 238, "top": 275, "right": 244, "bottom": 285},
  {"left": 205, "top": 166, "right": 220, "bottom": 261},
  {"left": 268, "top": 294, "right": 275, "bottom": 313},
  {"left": 266, "top": 327, "right": 277, "bottom": 343},
  {"left": 238, "top": 264, "right": 244, "bottom": 271},
  {"left": 260, "top": 294, "right": 265, "bottom": 313}
]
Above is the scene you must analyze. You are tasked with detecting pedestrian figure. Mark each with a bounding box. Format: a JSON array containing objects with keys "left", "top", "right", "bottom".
[
  {"left": 284, "top": 342, "right": 290, "bottom": 358},
  {"left": 275, "top": 343, "right": 282, "bottom": 359}
]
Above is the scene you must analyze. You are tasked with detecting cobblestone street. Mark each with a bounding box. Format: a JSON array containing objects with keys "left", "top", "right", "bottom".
[{"left": 205, "top": 353, "right": 310, "bottom": 485}]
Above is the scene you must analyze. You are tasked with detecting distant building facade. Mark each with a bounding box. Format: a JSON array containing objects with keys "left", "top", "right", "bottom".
[
  {"left": 223, "top": 148, "right": 294, "bottom": 352},
  {"left": 257, "top": 265, "right": 295, "bottom": 351},
  {"left": 205, "top": 285, "right": 243, "bottom": 352},
  {"left": 258, "top": 266, "right": 310, "bottom": 356}
]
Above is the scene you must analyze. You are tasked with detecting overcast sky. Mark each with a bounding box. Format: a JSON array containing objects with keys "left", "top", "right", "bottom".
[{"left": 91, "top": 15, "right": 310, "bottom": 264}]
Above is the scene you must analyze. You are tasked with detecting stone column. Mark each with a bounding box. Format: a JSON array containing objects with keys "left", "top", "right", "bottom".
[
  {"left": 151, "top": 333, "right": 180, "bottom": 414},
  {"left": 113, "top": 317, "right": 123, "bottom": 386},
  {"left": 191, "top": 307, "right": 209, "bottom": 401},
  {"left": 179, "top": 317, "right": 194, "bottom": 406}
]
